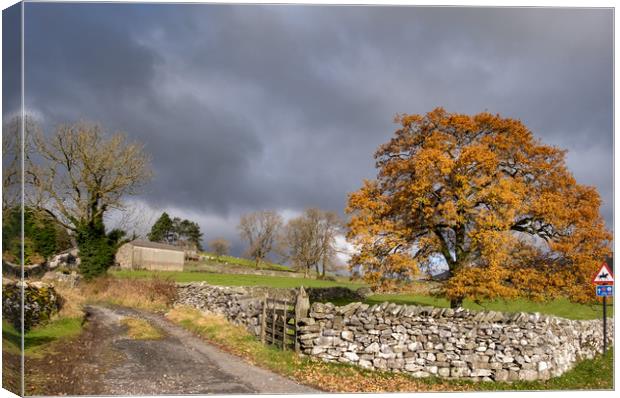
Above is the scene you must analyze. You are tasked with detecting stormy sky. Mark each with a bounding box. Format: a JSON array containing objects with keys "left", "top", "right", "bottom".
[{"left": 3, "top": 3, "right": 613, "bottom": 258}]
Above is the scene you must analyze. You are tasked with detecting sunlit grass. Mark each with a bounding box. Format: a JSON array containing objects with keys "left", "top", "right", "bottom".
[
  {"left": 197, "top": 252, "right": 292, "bottom": 272},
  {"left": 111, "top": 269, "right": 609, "bottom": 320},
  {"left": 362, "top": 294, "right": 612, "bottom": 320},
  {"left": 120, "top": 317, "right": 164, "bottom": 340}
]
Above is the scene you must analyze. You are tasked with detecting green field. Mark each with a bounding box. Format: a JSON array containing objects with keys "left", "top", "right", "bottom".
[
  {"left": 110, "top": 269, "right": 612, "bottom": 320},
  {"left": 111, "top": 269, "right": 366, "bottom": 289},
  {"left": 323, "top": 293, "right": 611, "bottom": 321},
  {"left": 363, "top": 294, "right": 613, "bottom": 320}
]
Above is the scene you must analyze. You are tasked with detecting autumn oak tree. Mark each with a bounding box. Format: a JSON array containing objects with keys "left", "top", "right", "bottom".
[{"left": 347, "top": 108, "right": 611, "bottom": 307}]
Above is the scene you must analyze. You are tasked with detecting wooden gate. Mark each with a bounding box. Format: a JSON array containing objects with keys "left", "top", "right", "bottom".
[{"left": 260, "top": 287, "right": 309, "bottom": 352}]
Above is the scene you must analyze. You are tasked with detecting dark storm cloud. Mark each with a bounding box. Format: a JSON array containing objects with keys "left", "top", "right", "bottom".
[
  {"left": 2, "top": 2, "right": 21, "bottom": 116},
  {"left": 16, "top": 4, "right": 613, "bottom": 250}
]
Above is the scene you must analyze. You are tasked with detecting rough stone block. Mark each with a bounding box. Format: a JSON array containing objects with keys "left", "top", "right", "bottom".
[
  {"left": 343, "top": 351, "right": 359, "bottom": 362},
  {"left": 365, "top": 342, "right": 381, "bottom": 353},
  {"left": 518, "top": 370, "right": 538, "bottom": 381},
  {"left": 373, "top": 358, "right": 387, "bottom": 370},
  {"left": 341, "top": 330, "right": 354, "bottom": 341},
  {"left": 407, "top": 342, "right": 420, "bottom": 351},
  {"left": 405, "top": 363, "right": 423, "bottom": 372},
  {"left": 451, "top": 367, "right": 470, "bottom": 378},
  {"left": 438, "top": 367, "right": 451, "bottom": 377},
  {"left": 471, "top": 369, "right": 492, "bottom": 377},
  {"left": 387, "top": 358, "right": 405, "bottom": 369}
]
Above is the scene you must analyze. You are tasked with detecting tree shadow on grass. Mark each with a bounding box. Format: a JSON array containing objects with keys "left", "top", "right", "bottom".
[
  {"left": 2, "top": 322, "right": 22, "bottom": 350},
  {"left": 3, "top": 321, "right": 60, "bottom": 352}
]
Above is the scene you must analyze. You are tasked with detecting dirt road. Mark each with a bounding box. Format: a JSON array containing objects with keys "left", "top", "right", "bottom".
[{"left": 29, "top": 305, "right": 317, "bottom": 395}]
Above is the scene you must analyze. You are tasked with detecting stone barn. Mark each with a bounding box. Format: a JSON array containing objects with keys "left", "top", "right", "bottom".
[{"left": 115, "top": 240, "right": 185, "bottom": 271}]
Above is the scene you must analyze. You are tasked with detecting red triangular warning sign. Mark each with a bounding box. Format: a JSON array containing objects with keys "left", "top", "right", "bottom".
[{"left": 592, "top": 262, "right": 614, "bottom": 285}]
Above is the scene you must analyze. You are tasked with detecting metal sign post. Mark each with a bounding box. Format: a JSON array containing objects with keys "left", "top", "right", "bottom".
[
  {"left": 603, "top": 296, "right": 607, "bottom": 353},
  {"left": 593, "top": 263, "right": 614, "bottom": 354}
]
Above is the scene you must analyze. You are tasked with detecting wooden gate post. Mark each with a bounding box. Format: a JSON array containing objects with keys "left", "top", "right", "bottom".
[
  {"left": 260, "top": 296, "right": 267, "bottom": 344},
  {"left": 282, "top": 300, "right": 288, "bottom": 350},
  {"left": 271, "top": 302, "right": 277, "bottom": 346},
  {"left": 294, "top": 286, "right": 310, "bottom": 353}
]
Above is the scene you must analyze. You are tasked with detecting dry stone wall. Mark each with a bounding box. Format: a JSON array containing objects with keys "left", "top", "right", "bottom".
[
  {"left": 177, "top": 283, "right": 265, "bottom": 336},
  {"left": 298, "top": 301, "right": 613, "bottom": 382},
  {"left": 175, "top": 282, "right": 613, "bottom": 382}
]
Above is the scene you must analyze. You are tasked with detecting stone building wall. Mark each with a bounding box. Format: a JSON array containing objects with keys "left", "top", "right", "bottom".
[
  {"left": 115, "top": 242, "right": 185, "bottom": 271},
  {"left": 175, "top": 282, "right": 614, "bottom": 382}
]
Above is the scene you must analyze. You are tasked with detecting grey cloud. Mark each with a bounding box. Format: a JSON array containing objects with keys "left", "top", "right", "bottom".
[
  {"left": 2, "top": 3, "right": 21, "bottom": 116},
  {"left": 14, "top": 4, "right": 613, "bottom": 253}
]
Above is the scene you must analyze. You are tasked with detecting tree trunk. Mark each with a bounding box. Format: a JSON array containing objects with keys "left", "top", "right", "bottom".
[{"left": 450, "top": 297, "right": 464, "bottom": 308}]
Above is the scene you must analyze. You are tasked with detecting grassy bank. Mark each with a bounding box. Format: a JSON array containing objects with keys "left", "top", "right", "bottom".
[
  {"left": 166, "top": 305, "right": 613, "bottom": 392},
  {"left": 198, "top": 252, "right": 293, "bottom": 272},
  {"left": 81, "top": 276, "right": 178, "bottom": 311},
  {"left": 111, "top": 269, "right": 366, "bottom": 289}
]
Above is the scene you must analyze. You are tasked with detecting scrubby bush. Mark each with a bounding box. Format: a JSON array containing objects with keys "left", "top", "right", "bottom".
[
  {"left": 77, "top": 235, "right": 115, "bottom": 279},
  {"left": 2, "top": 281, "right": 63, "bottom": 331},
  {"left": 75, "top": 220, "right": 128, "bottom": 280},
  {"left": 2, "top": 207, "right": 72, "bottom": 265}
]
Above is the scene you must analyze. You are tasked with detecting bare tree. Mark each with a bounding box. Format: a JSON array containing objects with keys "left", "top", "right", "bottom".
[
  {"left": 2, "top": 115, "right": 39, "bottom": 210},
  {"left": 28, "top": 121, "right": 152, "bottom": 233},
  {"left": 238, "top": 210, "right": 283, "bottom": 269},
  {"left": 283, "top": 208, "right": 341, "bottom": 278},
  {"left": 26, "top": 121, "right": 152, "bottom": 277},
  {"left": 105, "top": 201, "right": 159, "bottom": 240},
  {"left": 209, "top": 238, "right": 231, "bottom": 258}
]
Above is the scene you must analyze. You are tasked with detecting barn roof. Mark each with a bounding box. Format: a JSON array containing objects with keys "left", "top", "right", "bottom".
[{"left": 129, "top": 239, "right": 185, "bottom": 252}]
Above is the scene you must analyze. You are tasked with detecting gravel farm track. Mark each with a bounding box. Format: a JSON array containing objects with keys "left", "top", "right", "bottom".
[{"left": 25, "top": 305, "right": 317, "bottom": 395}]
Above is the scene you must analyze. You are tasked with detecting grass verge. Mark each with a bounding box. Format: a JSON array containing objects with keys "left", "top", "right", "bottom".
[
  {"left": 165, "top": 305, "right": 613, "bottom": 392},
  {"left": 2, "top": 317, "right": 83, "bottom": 357},
  {"left": 120, "top": 317, "right": 164, "bottom": 340}
]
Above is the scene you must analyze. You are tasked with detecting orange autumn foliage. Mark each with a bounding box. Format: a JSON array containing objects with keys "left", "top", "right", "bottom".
[{"left": 346, "top": 108, "right": 611, "bottom": 307}]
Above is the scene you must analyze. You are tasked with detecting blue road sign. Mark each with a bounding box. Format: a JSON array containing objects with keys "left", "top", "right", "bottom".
[{"left": 596, "top": 285, "right": 614, "bottom": 297}]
